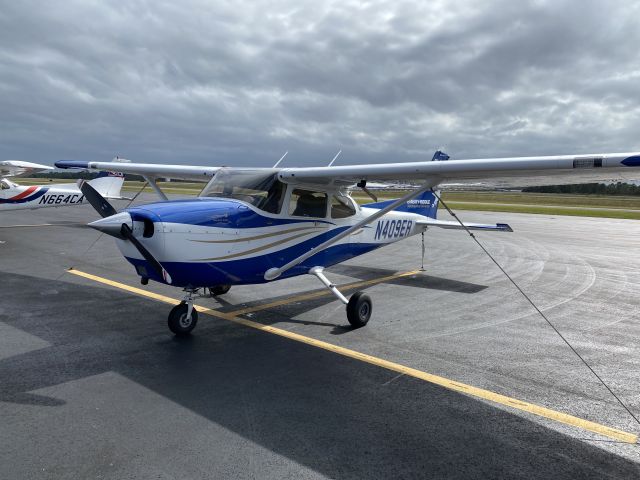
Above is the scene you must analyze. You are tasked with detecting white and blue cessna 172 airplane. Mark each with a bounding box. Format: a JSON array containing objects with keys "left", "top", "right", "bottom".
[
  {"left": 1, "top": 160, "right": 124, "bottom": 211},
  {"left": 56, "top": 150, "right": 640, "bottom": 336}
]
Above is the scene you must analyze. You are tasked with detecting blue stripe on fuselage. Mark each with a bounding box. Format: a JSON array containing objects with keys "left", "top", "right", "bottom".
[{"left": 126, "top": 228, "right": 379, "bottom": 287}]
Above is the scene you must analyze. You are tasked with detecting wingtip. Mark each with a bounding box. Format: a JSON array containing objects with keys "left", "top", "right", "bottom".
[{"left": 55, "top": 160, "right": 90, "bottom": 169}]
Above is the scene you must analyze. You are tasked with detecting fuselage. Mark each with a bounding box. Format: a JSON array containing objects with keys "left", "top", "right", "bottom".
[
  {"left": 0, "top": 181, "right": 86, "bottom": 211},
  {"left": 118, "top": 197, "right": 425, "bottom": 288}
]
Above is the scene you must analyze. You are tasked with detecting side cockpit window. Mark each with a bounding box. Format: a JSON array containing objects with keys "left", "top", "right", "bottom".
[
  {"left": 200, "top": 170, "right": 286, "bottom": 214},
  {"left": 0, "top": 180, "right": 10, "bottom": 190},
  {"left": 330, "top": 194, "right": 356, "bottom": 218},
  {"left": 254, "top": 179, "right": 286, "bottom": 214},
  {"left": 289, "top": 189, "right": 328, "bottom": 218}
]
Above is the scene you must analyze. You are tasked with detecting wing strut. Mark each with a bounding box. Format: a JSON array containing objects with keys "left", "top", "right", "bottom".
[
  {"left": 309, "top": 266, "right": 348, "bottom": 304},
  {"left": 143, "top": 175, "right": 168, "bottom": 201},
  {"left": 264, "top": 183, "right": 437, "bottom": 280},
  {"left": 357, "top": 179, "right": 378, "bottom": 202}
]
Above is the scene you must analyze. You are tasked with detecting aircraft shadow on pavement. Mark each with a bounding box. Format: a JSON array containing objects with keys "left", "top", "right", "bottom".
[
  {"left": 212, "top": 265, "right": 488, "bottom": 333},
  {"left": 1, "top": 272, "right": 639, "bottom": 479},
  {"left": 216, "top": 291, "right": 349, "bottom": 332},
  {"left": 327, "top": 264, "right": 488, "bottom": 293}
]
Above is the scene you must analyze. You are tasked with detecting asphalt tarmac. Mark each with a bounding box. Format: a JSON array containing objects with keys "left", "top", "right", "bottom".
[{"left": 1, "top": 195, "right": 640, "bottom": 479}]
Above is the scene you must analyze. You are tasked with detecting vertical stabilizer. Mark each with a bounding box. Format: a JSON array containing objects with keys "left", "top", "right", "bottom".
[
  {"left": 364, "top": 190, "right": 439, "bottom": 219},
  {"left": 363, "top": 150, "right": 448, "bottom": 218},
  {"left": 86, "top": 171, "right": 125, "bottom": 199}
]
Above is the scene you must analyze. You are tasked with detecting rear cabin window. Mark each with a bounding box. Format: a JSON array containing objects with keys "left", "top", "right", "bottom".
[
  {"left": 330, "top": 195, "right": 356, "bottom": 218},
  {"left": 289, "top": 189, "right": 328, "bottom": 218}
]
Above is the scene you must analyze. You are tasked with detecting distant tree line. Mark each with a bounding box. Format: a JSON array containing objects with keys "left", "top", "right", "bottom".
[{"left": 522, "top": 183, "right": 640, "bottom": 195}]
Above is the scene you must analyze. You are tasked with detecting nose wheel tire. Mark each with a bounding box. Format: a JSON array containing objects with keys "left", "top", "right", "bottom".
[
  {"left": 209, "top": 284, "right": 231, "bottom": 296},
  {"left": 168, "top": 302, "right": 198, "bottom": 336},
  {"left": 346, "top": 291, "right": 372, "bottom": 328}
]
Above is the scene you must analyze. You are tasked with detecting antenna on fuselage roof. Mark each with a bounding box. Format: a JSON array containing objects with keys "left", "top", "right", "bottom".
[
  {"left": 272, "top": 151, "right": 288, "bottom": 168},
  {"left": 327, "top": 150, "right": 342, "bottom": 167}
]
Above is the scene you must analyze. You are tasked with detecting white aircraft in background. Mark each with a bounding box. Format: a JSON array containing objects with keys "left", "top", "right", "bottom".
[
  {"left": 1, "top": 160, "right": 52, "bottom": 178},
  {"left": 1, "top": 160, "right": 125, "bottom": 211},
  {"left": 56, "top": 150, "right": 640, "bottom": 335}
]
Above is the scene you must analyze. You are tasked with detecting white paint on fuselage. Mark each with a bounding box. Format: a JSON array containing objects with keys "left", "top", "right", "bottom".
[
  {"left": 0, "top": 184, "right": 87, "bottom": 211},
  {"left": 119, "top": 201, "right": 428, "bottom": 268}
]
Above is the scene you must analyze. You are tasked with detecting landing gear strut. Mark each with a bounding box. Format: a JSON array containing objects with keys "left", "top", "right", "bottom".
[
  {"left": 168, "top": 289, "right": 199, "bottom": 336},
  {"left": 309, "top": 267, "right": 372, "bottom": 328},
  {"left": 167, "top": 285, "right": 231, "bottom": 336}
]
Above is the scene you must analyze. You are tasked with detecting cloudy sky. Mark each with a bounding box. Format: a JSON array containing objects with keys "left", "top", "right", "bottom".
[{"left": 1, "top": 0, "right": 640, "bottom": 167}]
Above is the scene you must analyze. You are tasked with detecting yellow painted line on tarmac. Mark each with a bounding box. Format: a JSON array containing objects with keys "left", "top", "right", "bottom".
[
  {"left": 66, "top": 267, "right": 638, "bottom": 444},
  {"left": 67, "top": 269, "right": 237, "bottom": 321}
]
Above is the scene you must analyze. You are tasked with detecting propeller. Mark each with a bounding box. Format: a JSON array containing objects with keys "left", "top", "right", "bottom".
[
  {"left": 119, "top": 222, "right": 172, "bottom": 283},
  {"left": 78, "top": 179, "right": 117, "bottom": 217},
  {"left": 79, "top": 180, "right": 172, "bottom": 284}
]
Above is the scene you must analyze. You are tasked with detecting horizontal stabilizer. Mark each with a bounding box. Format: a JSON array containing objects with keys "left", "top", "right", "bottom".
[
  {"left": 416, "top": 219, "right": 513, "bottom": 232},
  {"left": 1, "top": 160, "right": 52, "bottom": 178}
]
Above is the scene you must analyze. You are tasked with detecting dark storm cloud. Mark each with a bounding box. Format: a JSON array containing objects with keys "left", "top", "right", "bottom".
[{"left": 1, "top": 0, "right": 639, "bottom": 166}]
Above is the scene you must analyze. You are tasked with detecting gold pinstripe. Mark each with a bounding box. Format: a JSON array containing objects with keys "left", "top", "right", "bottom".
[
  {"left": 189, "top": 225, "right": 324, "bottom": 244},
  {"left": 193, "top": 230, "right": 324, "bottom": 261}
]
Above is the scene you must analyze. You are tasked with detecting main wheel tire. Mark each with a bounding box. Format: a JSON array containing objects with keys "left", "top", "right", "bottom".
[
  {"left": 168, "top": 303, "right": 198, "bottom": 336},
  {"left": 209, "top": 284, "right": 231, "bottom": 296},
  {"left": 346, "top": 291, "right": 372, "bottom": 328}
]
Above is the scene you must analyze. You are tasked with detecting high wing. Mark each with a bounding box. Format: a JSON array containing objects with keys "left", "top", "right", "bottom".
[
  {"left": 55, "top": 160, "right": 219, "bottom": 182},
  {"left": 57, "top": 151, "right": 640, "bottom": 189},
  {"left": 277, "top": 152, "right": 640, "bottom": 188},
  {"left": 1, "top": 160, "right": 53, "bottom": 178}
]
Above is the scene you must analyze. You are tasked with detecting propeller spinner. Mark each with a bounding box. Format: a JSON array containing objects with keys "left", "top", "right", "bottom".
[{"left": 79, "top": 180, "right": 172, "bottom": 284}]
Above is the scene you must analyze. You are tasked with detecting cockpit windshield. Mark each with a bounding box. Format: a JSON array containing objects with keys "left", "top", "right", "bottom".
[
  {"left": 199, "top": 168, "right": 286, "bottom": 214},
  {"left": 1, "top": 179, "right": 16, "bottom": 190}
]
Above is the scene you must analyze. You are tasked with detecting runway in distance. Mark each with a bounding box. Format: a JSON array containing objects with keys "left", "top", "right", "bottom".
[
  {"left": 1, "top": 161, "right": 125, "bottom": 211},
  {"left": 56, "top": 150, "right": 640, "bottom": 335}
]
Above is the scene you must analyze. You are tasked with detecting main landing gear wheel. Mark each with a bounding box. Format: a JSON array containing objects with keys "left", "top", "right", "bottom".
[
  {"left": 209, "top": 284, "right": 231, "bottom": 296},
  {"left": 346, "top": 291, "right": 372, "bottom": 328},
  {"left": 168, "top": 302, "right": 198, "bottom": 336}
]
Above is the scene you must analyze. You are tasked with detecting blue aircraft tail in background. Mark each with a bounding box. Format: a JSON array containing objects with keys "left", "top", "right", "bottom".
[{"left": 363, "top": 150, "right": 449, "bottom": 218}]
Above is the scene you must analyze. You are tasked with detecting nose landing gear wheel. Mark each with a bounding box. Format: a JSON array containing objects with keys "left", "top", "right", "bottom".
[
  {"left": 346, "top": 291, "right": 372, "bottom": 328},
  {"left": 168, "top": 302, "right": 198, "bottom": 336}
]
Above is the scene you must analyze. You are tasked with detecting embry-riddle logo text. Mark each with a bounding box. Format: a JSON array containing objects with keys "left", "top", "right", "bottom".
[{"left": 407, "top": 199, "right": 432, "bottom": 207}]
